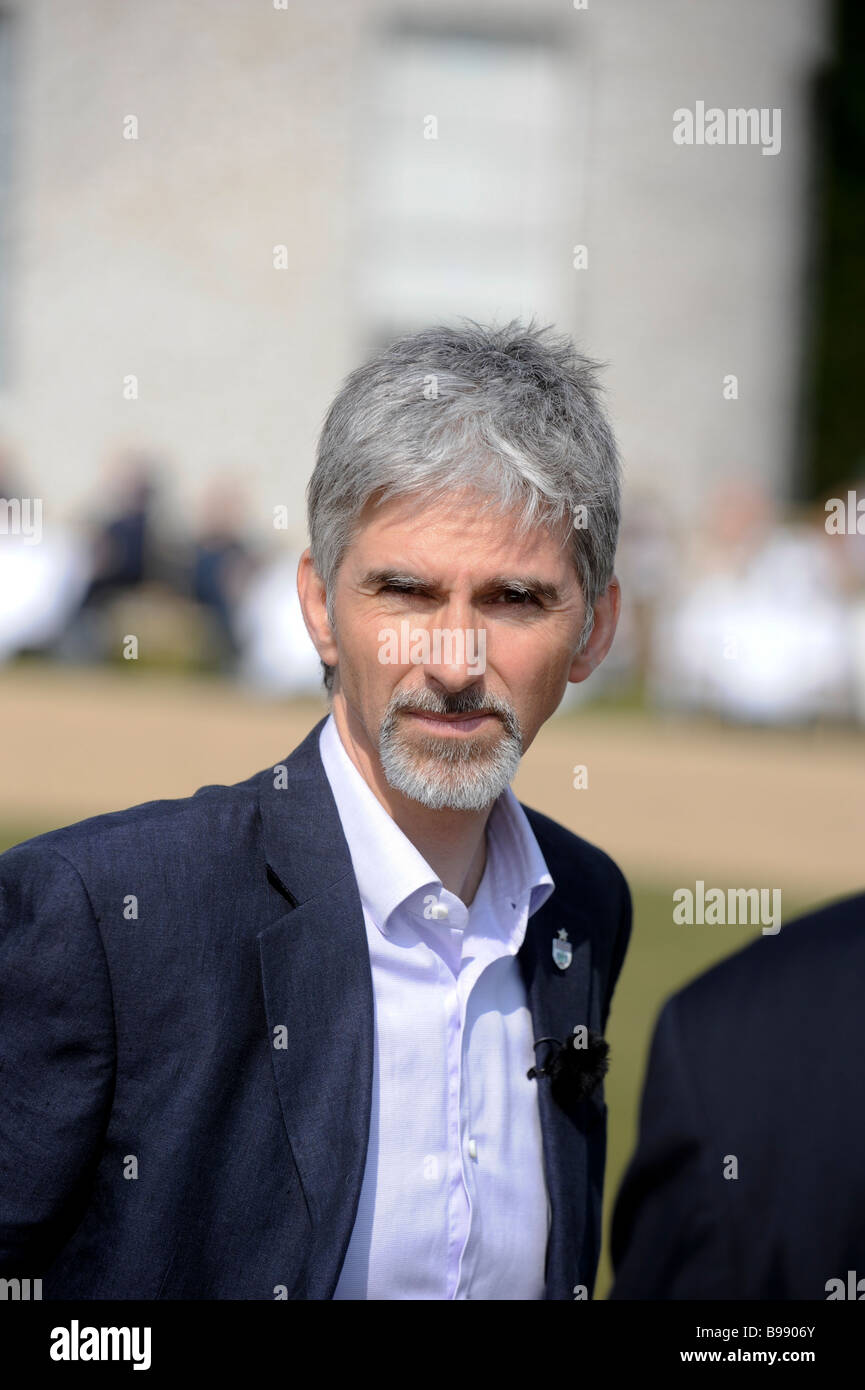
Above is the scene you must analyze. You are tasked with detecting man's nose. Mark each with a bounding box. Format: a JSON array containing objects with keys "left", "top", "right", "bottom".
[{"left": 420, "top": 601, "right": 487, "bottom": 690}]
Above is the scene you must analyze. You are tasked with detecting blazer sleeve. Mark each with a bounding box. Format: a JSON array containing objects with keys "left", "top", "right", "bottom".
[
  {"left": 0, "top": 842, "right": 116, "bottom": 1274},
  {"left": 607, "top": 995, "right": 737, "bottom": 1299}
]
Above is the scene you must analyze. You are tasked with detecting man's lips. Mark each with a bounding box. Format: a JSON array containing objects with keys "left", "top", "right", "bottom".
[{"left": 402, "top": 710, "right": 497, "bottom": 734}]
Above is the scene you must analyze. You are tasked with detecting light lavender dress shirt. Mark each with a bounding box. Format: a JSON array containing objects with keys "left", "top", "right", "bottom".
[{"left": 319, "top": 713, "right": 555, "bottom": 1300}]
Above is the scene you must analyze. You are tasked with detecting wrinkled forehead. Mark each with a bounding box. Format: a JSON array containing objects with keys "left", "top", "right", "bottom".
[{"left": 344, "top": 485, "right": 577, "bottom": 573}]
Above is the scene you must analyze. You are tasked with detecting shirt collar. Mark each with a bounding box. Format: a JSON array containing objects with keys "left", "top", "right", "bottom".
[{"left": 318, "top": 711, "right": 554, "bottom": 938}]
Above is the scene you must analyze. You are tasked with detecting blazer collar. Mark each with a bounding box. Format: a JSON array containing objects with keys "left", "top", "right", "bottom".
[{"left": 259, "top": 714, "right": 353, "bottom": 906}]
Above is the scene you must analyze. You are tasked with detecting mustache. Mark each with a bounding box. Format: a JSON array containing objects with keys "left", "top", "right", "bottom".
[{"left": 383, "top": 687, "right": 522, "bottom": 743}]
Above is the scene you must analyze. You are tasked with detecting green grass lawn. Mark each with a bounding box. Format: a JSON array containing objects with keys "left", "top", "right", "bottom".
[{"left": 0, "top": 819, "right": 809, "bottom": 1299}]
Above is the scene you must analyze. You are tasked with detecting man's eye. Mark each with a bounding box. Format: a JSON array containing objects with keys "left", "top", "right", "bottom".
[{"left": 496, "top": 590, "right": 540, "bottom": 606}]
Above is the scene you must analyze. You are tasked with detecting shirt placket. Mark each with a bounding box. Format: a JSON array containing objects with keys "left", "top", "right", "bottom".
[
  {"left": 450, "top": 921, "right": 515, "bottom": 1299},
  {"left": 443, "top": 968, "right": 471, "bottom": 1299}
]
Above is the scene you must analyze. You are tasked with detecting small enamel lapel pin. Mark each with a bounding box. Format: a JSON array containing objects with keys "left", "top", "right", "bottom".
[{"left": 552, "top": 928, "right": 572, "bottom": 970}]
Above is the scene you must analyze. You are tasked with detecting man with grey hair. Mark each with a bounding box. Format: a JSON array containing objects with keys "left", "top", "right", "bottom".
[{"left": 0, "top": 319, "right": 631, "bottom": 1301}]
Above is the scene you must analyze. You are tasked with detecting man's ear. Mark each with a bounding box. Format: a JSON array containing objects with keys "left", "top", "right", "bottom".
[
  {"left": 296, "top": 549, "right": 339, "bottom": 668},
  {"left": 568, "top": 576, "right": 622, "bottom": 684}
]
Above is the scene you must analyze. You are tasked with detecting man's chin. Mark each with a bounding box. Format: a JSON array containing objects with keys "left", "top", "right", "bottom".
[
  {"left": 386, "top": 777, "right": 506, "bottom": 813},
  {"left": 378, "top": 739, "right": 521, "bottom": 811}
]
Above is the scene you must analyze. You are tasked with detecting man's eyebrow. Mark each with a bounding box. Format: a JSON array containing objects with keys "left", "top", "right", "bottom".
[
  {"left": 357, "top": 569, "right": 563, "bottom": 603},
  {"left": 358, "top": 569, "right": 426, "bottom": 590},
  {"left": 485, "top": 575, "right": 563, "bottom": 603}
]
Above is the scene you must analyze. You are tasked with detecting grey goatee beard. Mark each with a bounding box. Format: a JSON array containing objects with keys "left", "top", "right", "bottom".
[{"left": 378, "top": 688, "right": 523, "bottom": 811}]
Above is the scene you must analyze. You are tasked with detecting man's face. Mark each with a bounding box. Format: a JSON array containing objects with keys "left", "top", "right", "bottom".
[{"left": 301, "top": 486, "right": 618, "bottom": 812}]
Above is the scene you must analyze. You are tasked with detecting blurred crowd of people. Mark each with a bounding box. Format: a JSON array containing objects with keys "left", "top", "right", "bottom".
[
  {"left": 0, "top": 447, "right": 323, "bottom": 695},
  {"left": 2, "top": 445, "right": 865, "bottom": 723},
  {"left": 614, "top": 479, "right": 865, "bottom": 725}
]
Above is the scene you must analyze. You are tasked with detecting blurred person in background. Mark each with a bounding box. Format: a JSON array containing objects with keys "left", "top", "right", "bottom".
[
  {"left": 0, "top": 442, "right": 90, "bottom": 663},
  {"left": 189, "top": 477, "right": 257, "bottom": 672},
  {"left": 79, "top": 457, "right": 157, "bottom": 606},
  {"left": 615, "top": 486, "right": 676, "bottom": 698},
  {"left": 55, "top": 452, "right": 162, "bottom": 663},
  {"left": 652, "top": 479, "right": 852, "bottom": 723},
  {"left": 234, "top": 547, "right": 332, "bottom": 695}
]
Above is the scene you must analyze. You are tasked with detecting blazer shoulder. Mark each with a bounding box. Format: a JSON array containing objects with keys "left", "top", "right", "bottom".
[
  {"left": 0, "top": 762, "right": 270, "bottom": 877},
  {"left": 519, "top": 800, "right": 630, "bottom": 907}
]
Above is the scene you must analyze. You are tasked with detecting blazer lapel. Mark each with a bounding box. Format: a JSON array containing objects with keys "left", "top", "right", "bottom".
[
  {"left": 519, "top": 883, "right": 602, "bottom": 1300},
  {"left": 257, "top": 716, "right": 374, "bottom": 1299}
]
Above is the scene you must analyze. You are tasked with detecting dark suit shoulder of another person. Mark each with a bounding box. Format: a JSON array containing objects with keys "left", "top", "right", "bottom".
[{"left": 609, "top": 892, "right": 865, "bottom": 1300}]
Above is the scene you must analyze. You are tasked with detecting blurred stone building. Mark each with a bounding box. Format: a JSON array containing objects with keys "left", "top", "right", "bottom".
[{"left": 0, "top": 0, "right": 832, "bottom": 548}]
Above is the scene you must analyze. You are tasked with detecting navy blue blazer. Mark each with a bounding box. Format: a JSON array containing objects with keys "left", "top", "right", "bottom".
[
  {"left": 610, "top": 892, "right": 865, "bottom": 1300},
  {"left": 0, "top": 715, "right": 631, "bottom": 1300}
]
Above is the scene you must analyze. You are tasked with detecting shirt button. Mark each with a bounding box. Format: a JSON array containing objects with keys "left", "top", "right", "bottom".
[
  {"left": 429, "top": 902, "right": 449, "bottom": 920},
  {"left": 468, "top": 1138, "right": 478, "bottom": 1161}
]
